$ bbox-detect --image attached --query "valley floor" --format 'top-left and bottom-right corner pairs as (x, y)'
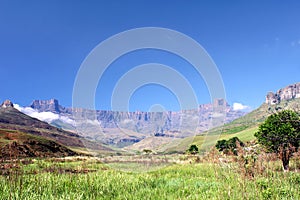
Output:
(0, 154), (299, 200)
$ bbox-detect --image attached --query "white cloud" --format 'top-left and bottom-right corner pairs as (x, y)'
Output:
(233, 103), (250, 111)
(60, 116), (75, 125)
(14, 104), (74, 125)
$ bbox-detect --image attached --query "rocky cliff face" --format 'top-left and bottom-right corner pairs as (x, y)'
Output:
(30, 98), (246, 135)
(28, 98), (247, 146)
(1, 100), (14, 108)
(30, 99), (61, 113)
(266, 83), (300, 105)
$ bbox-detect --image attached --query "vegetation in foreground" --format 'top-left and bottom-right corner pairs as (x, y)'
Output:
(0, 150), (299, 200)
(255, 110), (300, 171)
(0, 106), (299, 199)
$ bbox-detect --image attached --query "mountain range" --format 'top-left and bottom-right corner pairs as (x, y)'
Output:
(1, 82), (299, 156)
(27, 98), (247, 148)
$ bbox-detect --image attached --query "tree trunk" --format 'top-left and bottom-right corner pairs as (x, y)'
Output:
(282, 156), (289, 172)
(280, 147), (290, 172)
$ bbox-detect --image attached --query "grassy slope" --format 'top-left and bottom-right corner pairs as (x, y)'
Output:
(159, 127), (257, 153)
(0, 107), (114, 154)
(123, 136), (177, 152)
(0, 128), (57, 146)
(0, 128), (57, 145)
(0, 128), (78, 158)
(162, 98), (300, 153)
(208, 98), (300, 135)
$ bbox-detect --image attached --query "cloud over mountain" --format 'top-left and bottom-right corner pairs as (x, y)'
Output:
(14, 104), (74, 125)
(233, 102), (250, 111)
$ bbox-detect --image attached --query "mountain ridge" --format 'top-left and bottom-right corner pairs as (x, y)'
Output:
(29, 98), (247, 132)
(28, 98), (247, 147)
(1, 82), (299, 154)
(266, 82), (300, 105)
(0, 103), (113, 154)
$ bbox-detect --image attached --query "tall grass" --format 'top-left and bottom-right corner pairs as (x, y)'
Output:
(0, 155), (299, 200)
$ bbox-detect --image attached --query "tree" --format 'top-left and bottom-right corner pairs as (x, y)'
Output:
(254, 110), (300, 171)
(187, 144), (199, 155)
(142, 149), (152, 154)
(215, 139), (227, 152)
(215, 137), (244, 155)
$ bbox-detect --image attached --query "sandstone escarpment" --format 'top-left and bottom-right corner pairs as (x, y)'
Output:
(30, 99), (61, 113)
(30, 98), (245, 135)
(266, 83), (300, 105)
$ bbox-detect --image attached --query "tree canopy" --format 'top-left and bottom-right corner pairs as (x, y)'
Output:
(187, 144), (199, 155)
(255, 110), (300, 171)
(215, 137), (244, 155)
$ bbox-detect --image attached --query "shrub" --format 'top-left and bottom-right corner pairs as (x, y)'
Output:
(187, 144), (199, 155)
(215, 137), (244, 155)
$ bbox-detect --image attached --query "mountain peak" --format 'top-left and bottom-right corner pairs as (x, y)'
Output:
(1, 100), (14, 108)
(30, 99), (61, 113)
(266, 82), (300, 105)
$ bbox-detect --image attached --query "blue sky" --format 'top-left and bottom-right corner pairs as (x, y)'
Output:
(0, 1), (299, 111)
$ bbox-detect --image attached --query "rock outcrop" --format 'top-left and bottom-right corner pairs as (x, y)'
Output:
(1, 100), (14, 108)
(30, 99), (61, 113)
(30, 99), (74, 114)
(266, 83), (300, 105)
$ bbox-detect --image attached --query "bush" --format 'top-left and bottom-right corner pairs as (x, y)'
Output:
(187, 144), (199, 155)
(215, 137), (244, 155)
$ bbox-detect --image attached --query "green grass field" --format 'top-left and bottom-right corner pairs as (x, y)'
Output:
(161, 126), (258, 154)
(0, 156), (299, 200)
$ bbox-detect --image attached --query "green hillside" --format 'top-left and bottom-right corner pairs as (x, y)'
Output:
(208, 98), (300, 135)
(162, 98), (300, 153)
(0, 106), (114, 155)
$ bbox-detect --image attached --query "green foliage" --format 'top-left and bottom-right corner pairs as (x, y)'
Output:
(255, 110), (300, 152)
(215, 139), (227, 151)
(215, 137), (244, 155)
(255, 110), (300, 170)
(0, 158), (299, 199)
(143, 149), (152, 154)
(187, 144), (199, 154)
